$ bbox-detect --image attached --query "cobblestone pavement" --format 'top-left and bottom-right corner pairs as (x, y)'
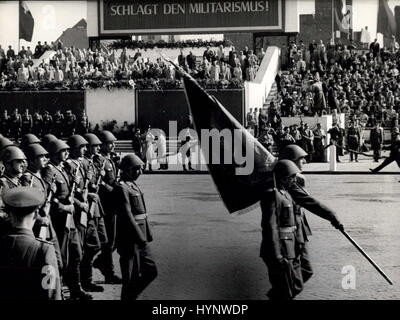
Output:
(91, 174), (400, 300)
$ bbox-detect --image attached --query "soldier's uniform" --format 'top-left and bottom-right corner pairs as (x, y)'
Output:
(64, 111), (77, 137)
(9, 109), (22, 140)
(77, 113), (89, 135)
(92, 131), (120, 282)
(42, 112), (53, 136)
(42, 139), (91, 300)
(0, 187), (61, 300)
(260, 161), (303, 300)
(52, 112), (64, 138)
(32, 112), (43, 137)
(0, 111), (10, 137)
(114, 154), (157, 300)
(21, 111), (33, 136)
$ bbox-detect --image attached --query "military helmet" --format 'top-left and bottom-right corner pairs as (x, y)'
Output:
(3, 186), (45, 213)
(0, 137), (13, 151)
(48, 139), (70, 154)
(98, 130), (117, 143)
(273, 159), (301, 178)
(24, 144), (49, 161)
(67, 135), (88, 149)
(279, 145), (308, 162)
(41, 134), (57, 151)
(1, 146), (27, 163)
(20, 133), (41, 149)
(83, 133), (102, 146)
(119, 154), (144, 171)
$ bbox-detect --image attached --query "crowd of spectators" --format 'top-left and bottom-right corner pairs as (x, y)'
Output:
(271, 37), (400, 133)
(0, 40), (263, 90)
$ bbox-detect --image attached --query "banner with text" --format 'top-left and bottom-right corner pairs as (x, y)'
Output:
(99, 0), (283, 34)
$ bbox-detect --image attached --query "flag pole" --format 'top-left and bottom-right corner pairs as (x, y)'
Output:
(332, 0), (335, 45)
(18, 0), (20, 53)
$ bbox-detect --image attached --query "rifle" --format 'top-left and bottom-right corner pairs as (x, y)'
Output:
(88, 160), (105, 218)
(65, 163), (80, 230)
(39, 173), (56, 240)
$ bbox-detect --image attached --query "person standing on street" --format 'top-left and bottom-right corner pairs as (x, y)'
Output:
(370, 122), (384, 162)
(114, 154), (157, 300)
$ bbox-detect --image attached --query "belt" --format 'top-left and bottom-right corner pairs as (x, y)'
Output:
(134, 214), (148, 221)
(279, 226), (297, 233)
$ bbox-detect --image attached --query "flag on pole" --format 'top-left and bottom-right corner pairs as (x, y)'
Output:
(334, 0), (353, 40)
(19, 1), (34, 42)
(377, 0), (397, 40)
(182, 71), (276, 214)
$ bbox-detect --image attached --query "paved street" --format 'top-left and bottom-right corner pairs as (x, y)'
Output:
(90, 172), (400, 300)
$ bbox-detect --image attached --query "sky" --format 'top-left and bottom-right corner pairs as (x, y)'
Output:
(0, 0), (400, 51)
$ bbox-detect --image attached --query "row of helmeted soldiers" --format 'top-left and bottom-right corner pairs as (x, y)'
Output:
(0, 131), (157, 300)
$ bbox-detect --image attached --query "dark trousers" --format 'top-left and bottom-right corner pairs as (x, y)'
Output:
(262, 257), (303, 300)
(299, 243), (313, 283)
(94, 212), (116, 277)
(372, 147), (382, 162)
(80, 219), (102, 285)
(349, 151), (358, 161)
(119, 244), (158, 300)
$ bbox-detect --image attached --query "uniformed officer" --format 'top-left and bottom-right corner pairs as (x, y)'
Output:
(42, 139), (92, 300)
(66, 134), (103, 292)
(0, 109), (10, 137)
(114, 154), (157, 300)
(0, 138), (15, 236)
(92, 130), (122, 284)
(32, 111), (43, 137)
(347, 120), (361, 162)
(52, 110), (64, 138)
(9, 108), (22, 141)
(0, 187), (62, 300)
(21, 109), (33, 136)
(42, 111), (53, 136)
(279, 145), (344, 285)
(20, 143), (63, 271)
(64, 110), (77, 137)
(77, 110), (89, 135)
(260, 160), (302, 300)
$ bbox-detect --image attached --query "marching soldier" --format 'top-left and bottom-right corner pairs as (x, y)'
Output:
(0, 187), (61, 300)
(42, 111), (53, 136)
(0, 146), (26, 190)
(9, 108), (22, 141)
(0, 109), (10, 137)
(32, 111), (43, 137)
(0, 146), (26, 238)
(279, 145), (344, 287)
(260, 160), (302, 300)
(82, 133), (109, 291)
(66, 135), (103, 292)
(20, 143), (63, 271)
(21, 109), (33, 136)
(115, 154), (157, 300)
(64, 110), (77, 137)
(93, 130), (122, 284)
(42, 139), (92, 300)
(52, 110), (64, 138)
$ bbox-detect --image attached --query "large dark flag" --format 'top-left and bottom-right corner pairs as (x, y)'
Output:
(181, 70), (276, 214)
(334, 0), (353, 40)
(377, 0), (397, 39)
(19, 1), (34, 42)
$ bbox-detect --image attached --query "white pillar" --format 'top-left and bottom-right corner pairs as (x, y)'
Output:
(329, 144), (337, 172)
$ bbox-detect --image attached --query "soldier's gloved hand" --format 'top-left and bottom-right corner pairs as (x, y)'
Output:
(331, 218), (344, 232)
(80, 203), (89, 213)
(60, 204), (75, 214)
(87, 193), (98, 203)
